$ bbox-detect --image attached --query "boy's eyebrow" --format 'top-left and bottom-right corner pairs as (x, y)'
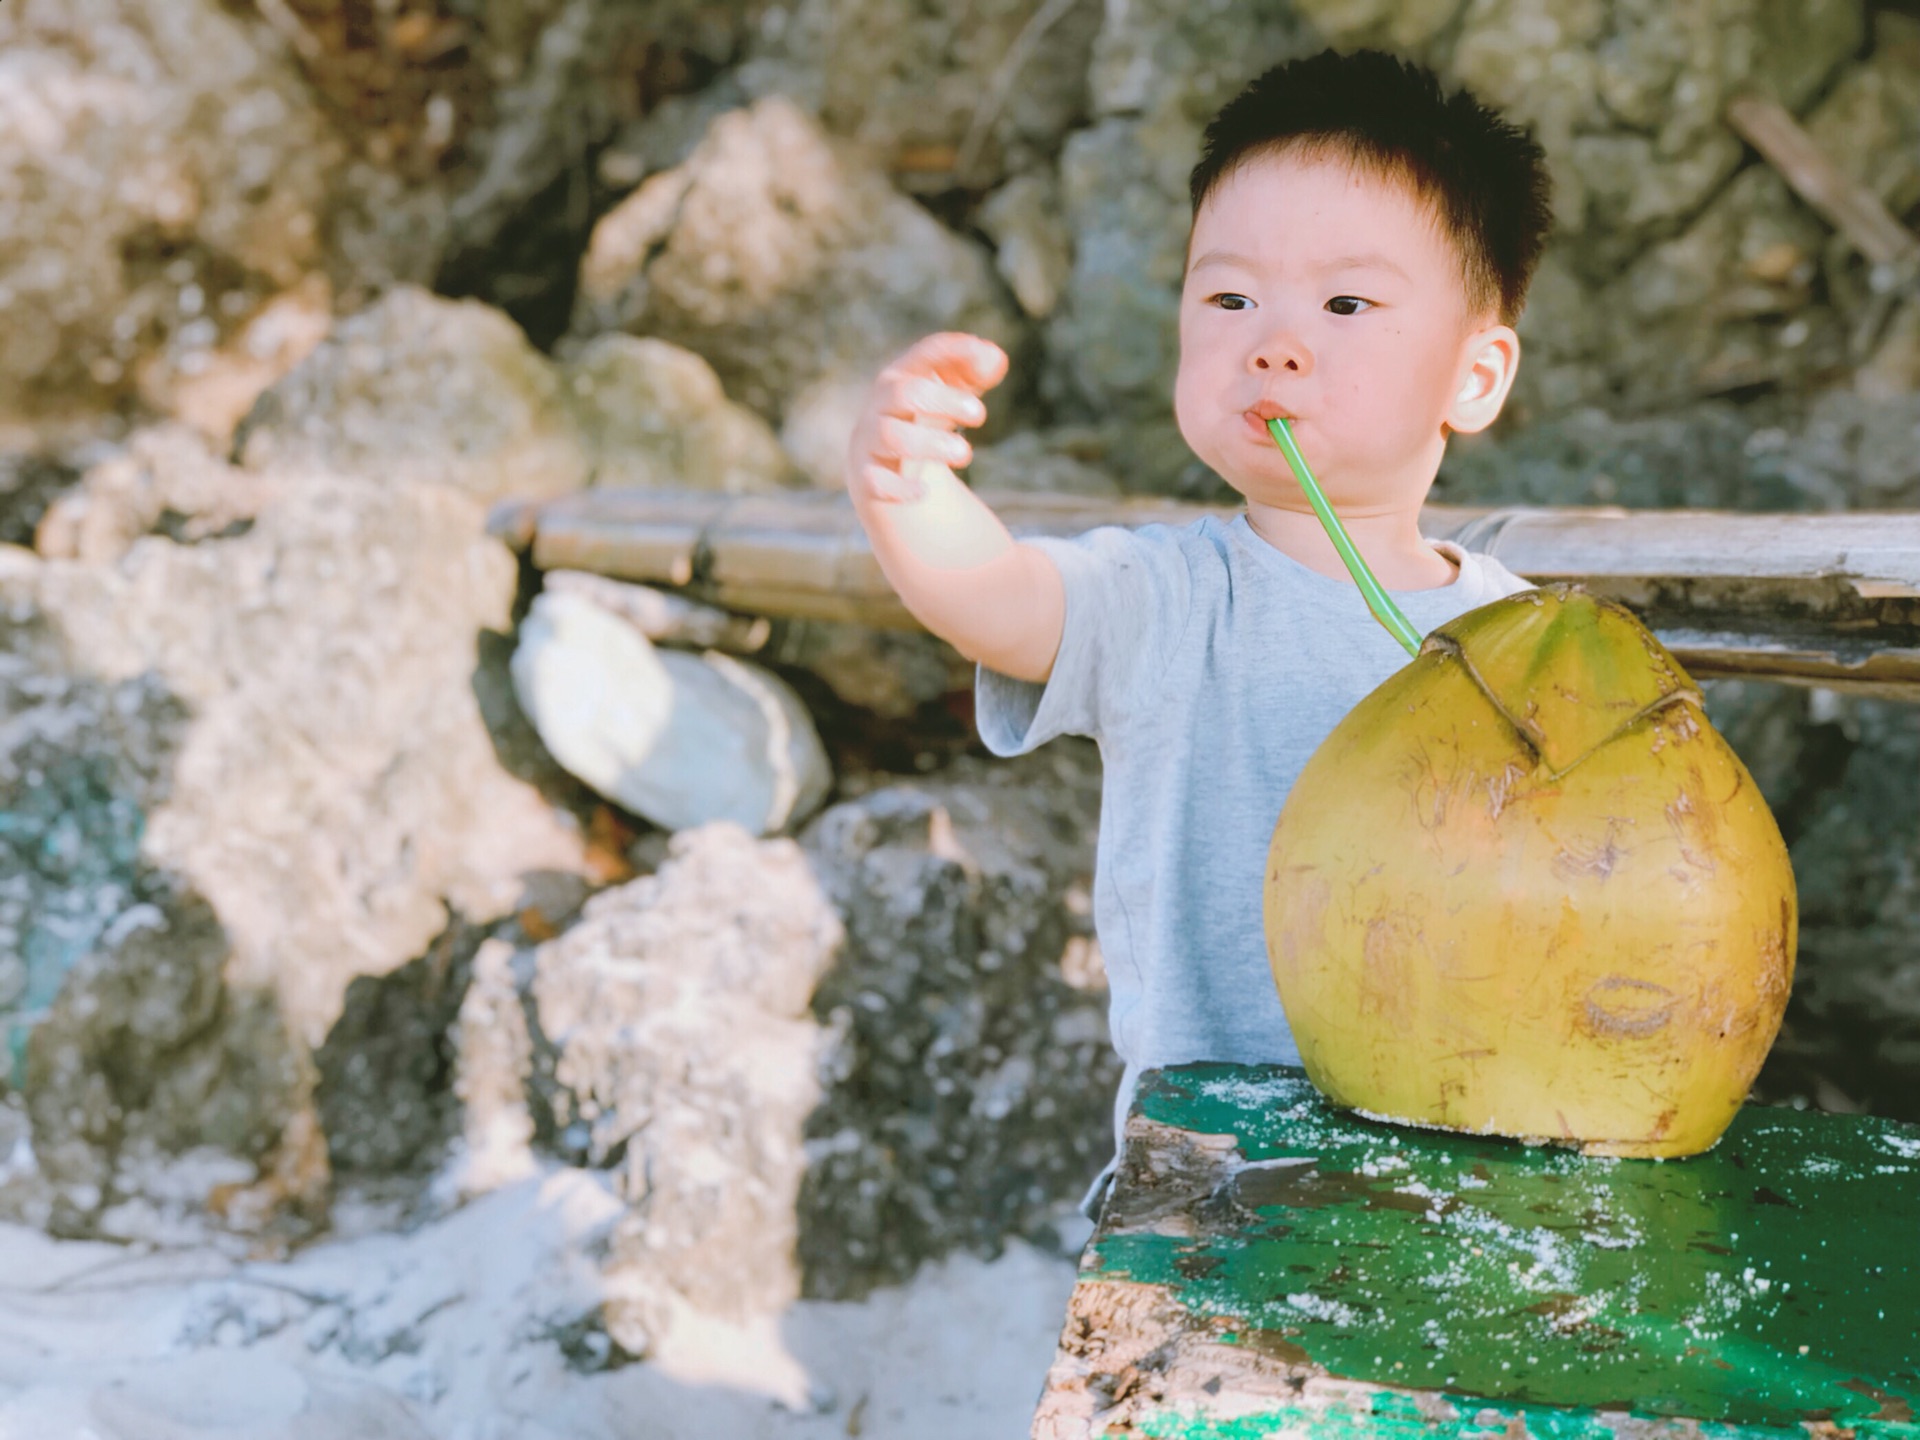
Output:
(1188, 248), (1412, 281)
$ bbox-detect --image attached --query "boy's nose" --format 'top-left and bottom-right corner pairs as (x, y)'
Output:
(1250, 325), (1310, 376)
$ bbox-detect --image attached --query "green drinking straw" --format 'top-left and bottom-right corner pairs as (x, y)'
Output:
(1266, 416), (1423, 658)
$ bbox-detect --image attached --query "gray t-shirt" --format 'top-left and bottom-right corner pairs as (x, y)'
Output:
(975, 512), (1533, 1204)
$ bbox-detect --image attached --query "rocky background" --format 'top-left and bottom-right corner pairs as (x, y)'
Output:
(0, 0), (1916, 1429)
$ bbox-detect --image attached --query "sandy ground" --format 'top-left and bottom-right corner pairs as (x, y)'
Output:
(0, 1166), (1085, 1440)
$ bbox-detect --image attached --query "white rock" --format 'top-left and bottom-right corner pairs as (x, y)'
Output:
(511, 589), (831, 835)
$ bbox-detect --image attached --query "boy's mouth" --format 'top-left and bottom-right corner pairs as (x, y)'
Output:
(1243, 401), (1298, 438)
(1246, 400), (1298, 421)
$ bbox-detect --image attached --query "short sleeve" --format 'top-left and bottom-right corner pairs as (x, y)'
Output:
(975, 523), (1193, 756)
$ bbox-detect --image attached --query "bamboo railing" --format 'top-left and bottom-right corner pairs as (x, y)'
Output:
(489, 489), (1920, 699)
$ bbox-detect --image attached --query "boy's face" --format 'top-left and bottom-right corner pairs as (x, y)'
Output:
(1174, 149), (1517, 515)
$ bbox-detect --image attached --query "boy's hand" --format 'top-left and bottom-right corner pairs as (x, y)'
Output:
(847, 332), (1008, 503)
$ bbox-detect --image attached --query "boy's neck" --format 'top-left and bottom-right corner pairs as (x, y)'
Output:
(1242, 497), (1460, 590)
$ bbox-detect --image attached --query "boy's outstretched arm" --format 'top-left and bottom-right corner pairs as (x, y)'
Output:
(845, 333), (1065, 684)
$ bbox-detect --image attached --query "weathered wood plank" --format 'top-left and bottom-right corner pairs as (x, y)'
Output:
(1724, 94), (1920, 272)
(1033, 1064), (1920, 1439)
(489, 489), (1920, 697)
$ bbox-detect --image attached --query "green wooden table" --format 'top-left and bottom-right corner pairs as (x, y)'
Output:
(1032, 1064), (1920, 1440)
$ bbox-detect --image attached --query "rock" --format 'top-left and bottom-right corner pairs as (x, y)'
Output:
(593, 77), (753, 192)
(1803, 14), (1920, 241)
(736, 0), (1103, 191)
(763, 620), (975, 721)
(571, 97), (1023, 435)
(1589, 164), (1843, 409)
(512, 743), (1114, 1327)
(439, 1), (759, 308)
(1857, 302), (1920, 403)
(1438, 391), (1920, 513)
(1287, 0), (1469, 57)
(522, 823), (847, 1340)
(1086, 0), (1323, 127)
(510, 587), (832, 835)
(965, 430), (1125, 497)
(312, 914), (486, 1177)
(0, 449), (83, 551)
(532, 572), (974, 724)
(1752, 391), (1920, 508)
(1707, 684), (1920, 1124)
(1435, 401), (1827, 511)
(980, 173), (1076, 319)
(1041, 115), (1197, 436)
(794, 746), (1115, 1297)
(1050, 0), (1335, 443)
(4, 438), (588, 1230)
(559, 335), (797, 493)
(0, 605), (187, 1105)
(542, 571), (772, 653)
(23, 886), (310, 1237)
(144, 276), (335, 449)
(35, 424), (278, 565)
(236, 287), (591, 503)
(1449, 0), (1863, 282)
(778, 374), (880, 491)
(442, 937), (540, 1201)
(0, 0), (342, 425)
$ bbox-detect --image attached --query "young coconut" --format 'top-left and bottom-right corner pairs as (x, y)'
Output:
(1260, 420), (1796, 1158)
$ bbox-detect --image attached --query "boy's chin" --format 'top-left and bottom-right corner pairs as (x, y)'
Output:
(1212, 467), (1312, 509)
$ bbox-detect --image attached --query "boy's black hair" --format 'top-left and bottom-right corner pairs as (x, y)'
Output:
(1190, 49), (1554, 326)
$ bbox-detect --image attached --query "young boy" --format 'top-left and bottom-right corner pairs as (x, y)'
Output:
(843, 49), (1555, 1211)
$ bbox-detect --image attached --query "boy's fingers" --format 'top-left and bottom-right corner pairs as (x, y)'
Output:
(875, 371), (988, 428)
(892, 377), (989, 427)
(876, 416), (972, 467)
(903, 332), (1010, 394)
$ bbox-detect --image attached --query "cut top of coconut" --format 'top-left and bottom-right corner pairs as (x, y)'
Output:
(1424, 584), (1702, 775)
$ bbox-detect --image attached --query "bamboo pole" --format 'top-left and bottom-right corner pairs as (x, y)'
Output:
(490, 488), (1920, 698)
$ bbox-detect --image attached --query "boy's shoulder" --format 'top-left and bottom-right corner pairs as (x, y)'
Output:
(1043, 512), (1531, 610)
(1045, 511), (1238, 574)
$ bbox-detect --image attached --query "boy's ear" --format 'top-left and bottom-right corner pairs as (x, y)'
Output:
(1443, 323), (1520, 436)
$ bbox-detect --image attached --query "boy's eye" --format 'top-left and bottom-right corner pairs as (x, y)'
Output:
(1210, 293), (1253, 311)
(1326, 295), (1373, 316)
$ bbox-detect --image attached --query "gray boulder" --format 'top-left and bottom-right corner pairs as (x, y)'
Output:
(236, 287), (592, 503)
(499, 742), (1114, 1337)
(4, 438), (589, 1231)
(736, 0), (1103, 192)
(521, 822), (846, 1347)
(794, 747), (1117, 1298)
(23, 886), (309, 1236)
(764, 620), (977, 722)
(559, 335), (798, 493)
(1438, 391), (1920, 513)
(980, 171), (1077, 321)
(34, 424), (278, 565)
(1450, 0), (1862, 283)
(1706, 684), (1920, 1124)
(0, 0), (341, 425)
(571, 97), (1024, 485)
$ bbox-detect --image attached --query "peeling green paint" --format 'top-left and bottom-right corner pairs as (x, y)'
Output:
(1133, 1395), (1920, 1440)
(1088, 1065), (1920, 1434)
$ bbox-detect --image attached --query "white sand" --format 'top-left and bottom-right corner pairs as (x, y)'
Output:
(0, 1166), (1083, 1440)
